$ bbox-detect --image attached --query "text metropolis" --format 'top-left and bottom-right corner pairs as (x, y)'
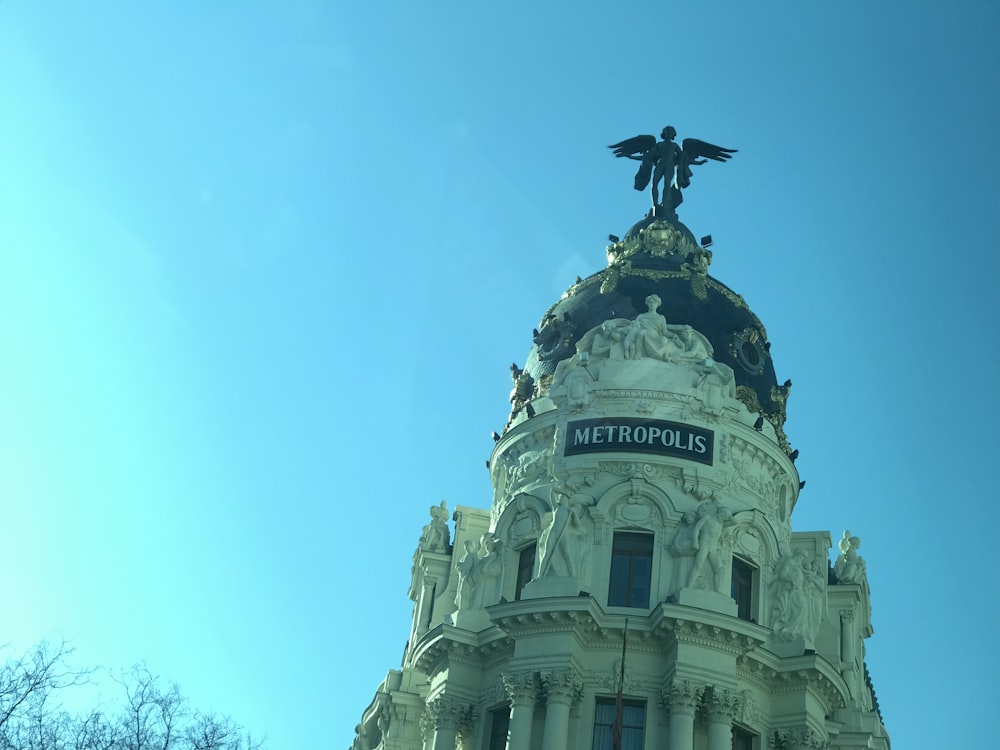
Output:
(564, 417), (714, 465)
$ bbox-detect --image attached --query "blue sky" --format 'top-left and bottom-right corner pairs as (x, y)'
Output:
(2, 2), (998, 747)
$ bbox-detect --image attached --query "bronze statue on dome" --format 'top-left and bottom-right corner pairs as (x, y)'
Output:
(609, 126), (736, 212)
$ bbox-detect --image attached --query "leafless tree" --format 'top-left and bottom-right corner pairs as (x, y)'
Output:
(0, 644), (263, 750)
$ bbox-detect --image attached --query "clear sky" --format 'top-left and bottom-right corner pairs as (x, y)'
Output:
(1, 2), (998, 747)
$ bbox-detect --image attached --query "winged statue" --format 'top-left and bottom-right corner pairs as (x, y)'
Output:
(609, 126), (736, 211)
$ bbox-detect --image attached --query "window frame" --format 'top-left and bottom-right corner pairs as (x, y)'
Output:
(730, 556), (757, 622)
(514, 542), (536, 601)
(608, 531), (655, 609)
(592, 696), (645, 750)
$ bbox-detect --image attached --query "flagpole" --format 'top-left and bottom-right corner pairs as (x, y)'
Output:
(613, 617), (628, 750)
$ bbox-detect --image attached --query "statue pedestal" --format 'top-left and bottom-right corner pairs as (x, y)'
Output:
(521, 576), (580, 600)
(676, 587), (738, 616)
(449, 609), (492, 632)
(764, 634), (813, 658)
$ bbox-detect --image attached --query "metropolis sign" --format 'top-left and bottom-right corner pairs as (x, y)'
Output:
(564, 417), (714, 465)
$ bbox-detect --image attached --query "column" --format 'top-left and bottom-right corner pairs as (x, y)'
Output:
(541, 669), (583, 750)
(421, 696), (472, 750)
(417, 576), (438, 635)
(662, 680), (702, 750)
(502, 671), (538, 750)
(703, 687), (741, 750)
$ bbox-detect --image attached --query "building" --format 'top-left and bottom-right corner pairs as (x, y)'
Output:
(351, 205), (891, 750)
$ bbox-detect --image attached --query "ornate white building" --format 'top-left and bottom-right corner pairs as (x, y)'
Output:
(351, 213), (890, 750)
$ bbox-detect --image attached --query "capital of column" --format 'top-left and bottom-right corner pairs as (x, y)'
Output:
(502, 670), (540, 706)
(839, 609), (855, 624)
(771, 727), (829, 750)
(541, 669), (584, 706)
(420, 695), (476, 737)
(702, 686), (743, 722)
(661, 679), (704, 716)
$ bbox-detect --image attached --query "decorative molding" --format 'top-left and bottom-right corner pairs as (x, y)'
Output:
(662, 679), (704, 715)
(541, 669), (584, 706)
(502, 670), (539, 705)
(771, 726), (829, 750)
(702, 686), (744, 721)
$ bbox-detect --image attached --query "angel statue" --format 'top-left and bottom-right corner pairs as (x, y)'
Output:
(609, 126), (736, 212)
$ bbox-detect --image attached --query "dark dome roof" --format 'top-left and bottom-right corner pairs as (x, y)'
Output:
(523, 213), (784, 425)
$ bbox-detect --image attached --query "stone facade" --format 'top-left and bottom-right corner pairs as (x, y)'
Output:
(350, 221), (889, 750)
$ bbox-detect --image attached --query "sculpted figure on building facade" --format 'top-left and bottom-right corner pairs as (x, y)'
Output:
(505, 448), (551, 490)
(833, 530), (867, 584)
(624, 294), (673, 360)
(468, 534), (503, 609)
(687, 501), (733, 592)
(418, 501), (450, 554)
(454, 540), (478, 611)
(771, 548), (824, 640)
(562, 365), (592, 411)
(668, 511), (698, 594)
(537, 482), (595, 581)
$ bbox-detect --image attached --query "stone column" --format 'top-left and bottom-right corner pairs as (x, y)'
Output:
(421, 696), (473, 750)
(662, 680), (702, 750)
(839, 609), (856, 666)
(502, 671), (538, 750)
(417, 576), (438, 635)
(540, 669), (584, 750)
(703, 687), (741, 750)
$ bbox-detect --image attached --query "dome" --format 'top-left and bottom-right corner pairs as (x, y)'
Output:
(515, 213), (791, 450)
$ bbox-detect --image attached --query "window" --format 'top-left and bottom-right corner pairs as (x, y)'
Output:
(593, 697), (645, 750)
(514, 543), (536, 601)
(609, 533), (654, 608)
(732, 725), (755, 750)
(731, 557), (756, 622)
(487, 706), (510, 750)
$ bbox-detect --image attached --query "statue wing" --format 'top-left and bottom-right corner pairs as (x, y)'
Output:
(608, 134), (657, 159)
(609, 135), (658, 191)
(678, 138), (737, 188)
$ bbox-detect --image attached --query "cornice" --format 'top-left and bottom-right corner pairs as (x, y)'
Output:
(412, 624), (514, 676)
(737, 652), (848, 711)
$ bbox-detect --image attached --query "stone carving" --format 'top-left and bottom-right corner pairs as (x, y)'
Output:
(833, 531), (867, 584)
(420, 696), (476, 741)
(562, 365), (592, 412)
(469, 534), (503, 609)
(541, 669), (584, 705)
(662, 679), (704, 714)
(502, 670), (539, 705)
(668, 511), (699, 595)
(537, 481), (595, 581)
(569, 297), (736, 405)
(687, 501), (733, 592)
(772, 726), (829, 750)
(702, 687), (743, 721)
(453, 540), (478, 611)
(454, 534), (504, 611)
(504, 448), (551, 490)
(771, 549), (825, 641)
(417, 502), (450, 554)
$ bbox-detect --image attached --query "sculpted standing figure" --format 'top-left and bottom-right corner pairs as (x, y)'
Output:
(538, 485), (594, 580)
(454, 540), (478, 611)
(687, 501), (732, 591)
(771, 549), (807, 636)
(668, 511), (699, 595)
(468, 535), (503, 609)
(610, 126), (736, 211)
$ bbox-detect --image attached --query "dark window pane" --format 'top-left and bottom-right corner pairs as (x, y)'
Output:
(488, 707), (510, 750)
(593, 698), (645, 750)
(515, 543), (536, 601)
(731, 558), (754, 621)
(609, 533), (654, 608)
